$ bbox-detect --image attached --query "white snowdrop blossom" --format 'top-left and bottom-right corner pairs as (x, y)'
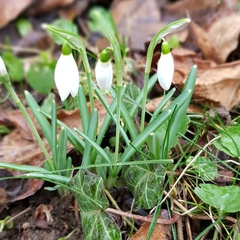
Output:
(157, 50), (174, 91)
(95, 59), (113, 90)
(0, 56), (8, 77)
(54, 53), (79, 101)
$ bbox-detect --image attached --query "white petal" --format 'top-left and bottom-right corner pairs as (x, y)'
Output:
(0, 56), (8, 77)
(157, 52), (174, 91)
(95, 60), (113, 90)
(54, 53), (79, 101)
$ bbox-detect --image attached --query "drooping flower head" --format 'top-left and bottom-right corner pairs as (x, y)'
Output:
(0, 56), (8, 78)
(95, 48), (113, 90)
(54, 42), (79, 101)
(157, 40), (174, 91)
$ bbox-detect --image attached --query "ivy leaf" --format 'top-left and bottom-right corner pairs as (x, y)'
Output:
(81, 211), (121, 240)
(69, 169), (121, 240)
(122, 163), (165, 210)
(194, 184), (240, 214)
(214, 126), (240, 157)
(186, 156), (218, 181)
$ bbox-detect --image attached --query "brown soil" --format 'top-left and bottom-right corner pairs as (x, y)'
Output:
(0, 186), (84, 240)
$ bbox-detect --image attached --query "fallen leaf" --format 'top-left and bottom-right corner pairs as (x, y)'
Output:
(111, 0), (165, 50)
(208, 14), (240, 63)
(26, 0), (75, 15)
(130, 210), (171, 240)
(34, 204), (53, 222)
(172, 48), (240, 109)
(188, 21), (215, 61)
(0, 0), (34, 28)
(193, 61), (240, 109)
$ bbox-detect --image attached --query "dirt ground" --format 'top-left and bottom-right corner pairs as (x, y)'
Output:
(0, 186), (84, 240)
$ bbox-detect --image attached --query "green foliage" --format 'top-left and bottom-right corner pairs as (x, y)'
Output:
(1, 11), (195, 240)
(194, 184), (240, 215)
(122, 82), (140, 111)
(50, 19), (78, 45)
(147, 114), (189, 159)
(122, 163), (165, 209)
(26, 62), (55, 94)
(214, 125), (240, 157)
(0, 125), (11, 134)
(2, 51), (24, 82)
(0, 216), (14, 232)
(187, 156), (218, 181)
(69, 170), (121, 240)
(16, 18), (32, 37)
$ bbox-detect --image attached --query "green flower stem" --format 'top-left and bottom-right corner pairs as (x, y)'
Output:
(140, 71), (150, 131)
(79, 48), (94, 112)
(109, 38), (123, 174)
(2, 75), (53, 170)
(140, 18), (191, 132)
(90, 10), (123, 186)
(42, 25), (95, 112)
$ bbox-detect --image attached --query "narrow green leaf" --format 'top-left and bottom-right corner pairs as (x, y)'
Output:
(78, 86), (90, 134)
(75, 128), (111, 164)
(51, 101), (57, 165)
(57, 127), (67, 171)
(82, 109), (98, 166)
(25, 91), (51, 144)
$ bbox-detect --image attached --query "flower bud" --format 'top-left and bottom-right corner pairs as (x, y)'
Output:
(0, 56), (8, 77)
(54, 43), (79, 101)
(95, 49), (113, 90)
(157, 41), (174, 91)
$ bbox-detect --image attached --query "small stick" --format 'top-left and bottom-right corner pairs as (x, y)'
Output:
(5, 206), (32, 225)
(106, 208), (179, 224)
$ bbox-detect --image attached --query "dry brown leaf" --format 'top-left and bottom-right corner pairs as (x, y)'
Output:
(111, 0), (165, 50)
(194, 61), (240, 109)
(34, 204), (53, 222)
(208, 14), (240, 63)
(26, 0), (75, 15)
(189, 21), (216, 61)
(163, 0), (237, 28)
(174, 58), (240, 109)
(0, 0), (34, 28)
(130, 221), (170, 240)
(58, 0), (89, 20)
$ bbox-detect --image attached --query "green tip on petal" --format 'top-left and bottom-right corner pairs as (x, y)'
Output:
(161, 41), (170, 55)
(99, 48), (111, 63)
(62, 42), (72, 56)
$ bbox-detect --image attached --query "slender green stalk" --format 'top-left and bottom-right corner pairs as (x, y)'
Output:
(42, 24), (95, 111)
(140, 18), (191, 132)
(2, 75), (53, 169)
(80, 48), (94, 111)
(89, 9), (123, 187)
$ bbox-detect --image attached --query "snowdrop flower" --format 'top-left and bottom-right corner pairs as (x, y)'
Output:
(0, 56), (8, 77)
(54, 43), (79, 101)
(95, 49), (113, 90)
(157, 41), (174, 91)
